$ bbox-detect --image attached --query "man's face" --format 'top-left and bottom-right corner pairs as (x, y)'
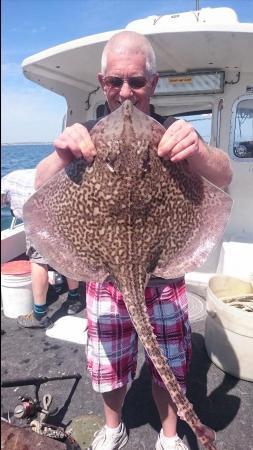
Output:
(98, 52), (158, 114)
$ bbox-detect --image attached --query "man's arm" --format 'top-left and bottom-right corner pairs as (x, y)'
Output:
(35, 150), (73, 189)
(186, 139), (232, 188)
(35, 123), (96, 189)
(158, 119), (233, 188)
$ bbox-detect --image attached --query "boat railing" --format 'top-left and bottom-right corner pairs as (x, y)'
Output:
(10, 217), (20, 230)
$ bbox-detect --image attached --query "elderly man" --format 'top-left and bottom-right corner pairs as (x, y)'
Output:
(35, 31), (232, 450)
(1, 169), (82, 328)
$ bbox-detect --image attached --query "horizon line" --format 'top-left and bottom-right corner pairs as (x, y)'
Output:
(2, 141), (53, 146)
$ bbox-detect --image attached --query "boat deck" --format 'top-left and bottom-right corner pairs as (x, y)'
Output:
(1, 283), (253, 450)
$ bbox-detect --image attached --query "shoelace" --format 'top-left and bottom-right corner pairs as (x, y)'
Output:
(175, 439), (187, 450)
(23, 312), (34, 319)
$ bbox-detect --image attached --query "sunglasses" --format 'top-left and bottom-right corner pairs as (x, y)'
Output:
(103, 76), (149, 90)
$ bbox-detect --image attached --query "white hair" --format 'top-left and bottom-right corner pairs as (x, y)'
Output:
(101, 31), (157, 75)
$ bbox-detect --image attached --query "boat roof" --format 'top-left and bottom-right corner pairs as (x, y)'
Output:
(22, 7), (253, 99)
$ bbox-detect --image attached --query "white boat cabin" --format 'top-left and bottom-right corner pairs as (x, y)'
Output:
(2, 7), (253, 290)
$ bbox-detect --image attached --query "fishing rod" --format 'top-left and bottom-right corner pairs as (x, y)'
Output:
(1, 373), (81, 388)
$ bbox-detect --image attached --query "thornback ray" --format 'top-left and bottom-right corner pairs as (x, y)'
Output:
(23, 100), (232, 450)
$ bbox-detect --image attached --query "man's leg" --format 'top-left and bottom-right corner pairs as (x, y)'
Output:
(17, 262), (51, 329)
(64, 277), (83, 315)
(86, 282), (134, 449)
(88, 386), (128, 450)
(102, 385), (128, 428)
(153, 382), (189, 449)
(66, 278), (79, 290)
(152, 381), (177, 436)
(31, 262), (48, 306)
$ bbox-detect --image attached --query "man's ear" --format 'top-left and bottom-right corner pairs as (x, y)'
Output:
(150, 73), (159, 94)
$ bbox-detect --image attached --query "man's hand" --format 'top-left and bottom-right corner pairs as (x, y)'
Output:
(53, 123), (97, 162)
(157, 118), (233, 188)
(158, 119), (200, 162)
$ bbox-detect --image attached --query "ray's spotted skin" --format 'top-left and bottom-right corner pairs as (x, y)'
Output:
(23, 100), (232, 450)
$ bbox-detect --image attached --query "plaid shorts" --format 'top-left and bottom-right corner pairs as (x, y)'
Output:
(86, 279), (192, 393)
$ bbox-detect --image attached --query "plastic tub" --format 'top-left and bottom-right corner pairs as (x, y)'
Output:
(1, 260), (33, 318)
(205, 275), (253, 381)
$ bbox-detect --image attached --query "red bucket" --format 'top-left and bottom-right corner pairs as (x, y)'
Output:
(1, 260), (31, 276)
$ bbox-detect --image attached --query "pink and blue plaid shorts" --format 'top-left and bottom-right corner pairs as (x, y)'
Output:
(86, 279), (192, 393)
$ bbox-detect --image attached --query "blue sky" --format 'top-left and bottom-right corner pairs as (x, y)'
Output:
(2, 0), (253, 143)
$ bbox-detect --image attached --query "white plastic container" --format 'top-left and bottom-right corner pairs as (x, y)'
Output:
(205, 275), (253, 381)
(1, 260), (33, 319)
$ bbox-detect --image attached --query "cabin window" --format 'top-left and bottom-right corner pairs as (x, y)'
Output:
(230, 96), (253, 160)
(174, 110), (212, 144)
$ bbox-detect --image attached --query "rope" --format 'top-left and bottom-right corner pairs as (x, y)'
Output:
(220, 294), (253, 312)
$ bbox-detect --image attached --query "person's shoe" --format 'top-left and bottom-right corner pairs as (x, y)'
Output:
(64, 295), (83, 315)
(155, 433), (189, 450)
(88, 423), (128, 450)
(17, 312), (53, 329)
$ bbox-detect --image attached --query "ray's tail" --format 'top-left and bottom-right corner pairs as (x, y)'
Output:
(119, 275), (217, 450)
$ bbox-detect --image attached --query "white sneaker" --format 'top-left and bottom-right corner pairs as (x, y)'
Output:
(88, 422), (128, 450)
(155, 432), (189, 450)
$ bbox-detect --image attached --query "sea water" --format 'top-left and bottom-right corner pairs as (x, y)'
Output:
(1, 143), (53, 230)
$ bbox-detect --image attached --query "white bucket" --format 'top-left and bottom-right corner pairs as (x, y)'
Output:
(205, 275), (253, 381)
(1, 272), (34, 318)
